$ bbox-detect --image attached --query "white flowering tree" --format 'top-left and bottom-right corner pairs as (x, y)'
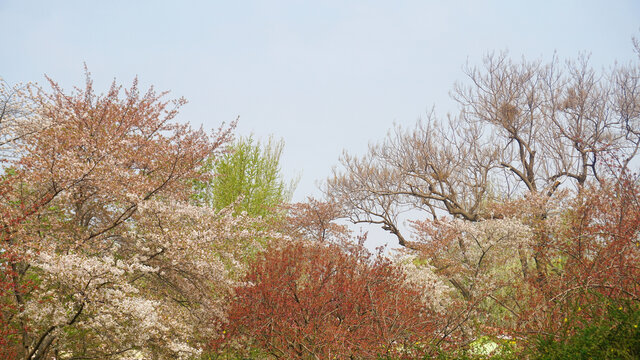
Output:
(0, 74), (260, 359)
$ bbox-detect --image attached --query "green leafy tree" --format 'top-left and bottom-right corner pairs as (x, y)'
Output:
(195, 136), (295, 219)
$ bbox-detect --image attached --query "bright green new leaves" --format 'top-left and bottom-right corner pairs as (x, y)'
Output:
(194, 136), (295, 219)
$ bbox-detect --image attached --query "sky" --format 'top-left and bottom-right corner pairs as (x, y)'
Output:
(1, 0), (639, 247)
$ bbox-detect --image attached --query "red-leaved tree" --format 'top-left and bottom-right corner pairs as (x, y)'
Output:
(518, 172), (640, 337)
(215, 240), (438, 359)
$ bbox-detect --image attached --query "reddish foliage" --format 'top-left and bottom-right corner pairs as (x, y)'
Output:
(407, 171), (640, 346)
(521, 176), (640, 336)
(216, 241), (437, 359)
(0, 250), (25, 359)
(284, 197), (351, 245)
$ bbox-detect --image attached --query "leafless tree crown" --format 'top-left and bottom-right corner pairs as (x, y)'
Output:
(327, 45), (640, 247)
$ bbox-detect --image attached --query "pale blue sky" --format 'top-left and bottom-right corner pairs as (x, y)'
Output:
(1, 0), (639, 207)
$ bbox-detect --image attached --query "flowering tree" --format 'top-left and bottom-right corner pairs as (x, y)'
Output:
(0, 73), (258, 359)
(404, 173), (640, 351)
(406, 201), (549, 348)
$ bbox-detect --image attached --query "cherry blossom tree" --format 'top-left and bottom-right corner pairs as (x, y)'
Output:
(0, 72), (260, 359)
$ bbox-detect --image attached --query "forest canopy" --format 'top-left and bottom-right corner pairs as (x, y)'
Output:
(1, 38), (640, 359)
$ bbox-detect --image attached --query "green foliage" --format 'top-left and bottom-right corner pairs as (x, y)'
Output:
(194, 136), (295, 218)
(532, 298), (640, 360)
(427, 336), (521, 360)
(199, 346), (270, 360)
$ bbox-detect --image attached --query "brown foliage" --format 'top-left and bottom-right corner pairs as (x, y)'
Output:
(215, 241), (438, 359)
(519, 175), (640, 336)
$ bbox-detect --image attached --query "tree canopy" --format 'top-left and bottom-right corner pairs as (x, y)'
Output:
(1, 38), (639, 360)
(194, 136), (295, 219)
(0, 74), (265, 359)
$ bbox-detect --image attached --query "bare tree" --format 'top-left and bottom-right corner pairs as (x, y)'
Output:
(327, 44), (640, 248)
